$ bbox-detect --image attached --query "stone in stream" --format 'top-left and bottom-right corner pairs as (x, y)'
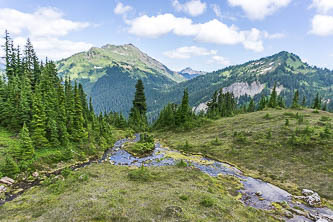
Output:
(316, 219), (328, 222)
(0, 177), (15, 185)
(302, 189), (315, 196)
(0, 185), (6, 193)
(304, 192), (321, 207)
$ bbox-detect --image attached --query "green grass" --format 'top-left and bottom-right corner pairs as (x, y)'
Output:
(0, 127), (20, 165)
(154, 108), (333, 202)
(0, 163), (277, 221)
(0, 127), (128, 176)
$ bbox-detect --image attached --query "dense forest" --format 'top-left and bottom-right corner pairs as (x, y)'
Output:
(0, 32), (123, 178)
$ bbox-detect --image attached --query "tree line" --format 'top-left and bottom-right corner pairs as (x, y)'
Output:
(0, 32), (122, 177)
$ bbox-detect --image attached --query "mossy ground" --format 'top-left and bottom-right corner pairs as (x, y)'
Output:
(154, 108), (333, 203)
(0, 163), (277, 222)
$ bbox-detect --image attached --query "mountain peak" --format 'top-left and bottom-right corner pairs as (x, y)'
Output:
(179, 67), (207, 75)
(179, 67), (207, 80)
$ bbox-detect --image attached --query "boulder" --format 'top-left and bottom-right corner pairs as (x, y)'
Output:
(302, 189), (315, 196)
(164, 206), (182, 217)
(255, 191), (263, 196)
(304, 192), (321, 206)
(0, 185), (6, 193)
(0, 177), (15, 185)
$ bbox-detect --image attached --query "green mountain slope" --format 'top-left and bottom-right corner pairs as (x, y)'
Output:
(56, 44), (185, 96)
(149, 51), (333, 116)
(58, 49), (333, 118)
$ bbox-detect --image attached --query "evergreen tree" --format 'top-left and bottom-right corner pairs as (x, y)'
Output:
(302, 96), (306, 107)
(292, 90), (300, 108)
(30, 91), (49, 149)
(2, 155), (19, 178)
(258, 95), (267, 110)
(269, 83), (278, 108)
(72, 81), (88, 142)
(277, 96), (286, 108)
(19, 123), (35, 161)
(247, 98), (255, 112)
(312, 93), (321, 110)
(129, 79), (148, 131)
(176, 88), (192, 125)
(322, 102), (327, 111)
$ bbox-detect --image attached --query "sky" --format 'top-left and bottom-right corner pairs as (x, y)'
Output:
(0, 0), (333, 72)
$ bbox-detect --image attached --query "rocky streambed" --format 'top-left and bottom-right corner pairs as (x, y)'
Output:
(109, 135), (333, 222)
(1, 135), (332, 222)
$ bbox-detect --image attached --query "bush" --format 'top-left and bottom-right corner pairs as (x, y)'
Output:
(233, 131), (248, 144)
(320, 116), (331, 122)
(296, 113), (304, 124)
(211, 137), (222, 146)
(264, 113), (271, 120)
(285, 119), (289, 126)
(266, 130), (272, 139)
(130, 142), (155, 156)
(176, 159), (188, 168)
(179, 194), (189, 201)
(139, 133), (154, 144)
(320, 125), (331, 139)
(61, 167), (72, 178)
(128, 165), (153, 182)
(200, 196), (215, 207)
(2, 155), (20, 178)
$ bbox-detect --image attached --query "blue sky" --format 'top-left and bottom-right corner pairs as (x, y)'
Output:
(0, 0), (333, 72)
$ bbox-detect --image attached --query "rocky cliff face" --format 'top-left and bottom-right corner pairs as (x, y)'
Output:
(193, 81), (267, 113)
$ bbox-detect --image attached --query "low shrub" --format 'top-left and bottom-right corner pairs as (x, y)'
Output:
(200, 196), (215, 207)
(128, 166), (153, 182)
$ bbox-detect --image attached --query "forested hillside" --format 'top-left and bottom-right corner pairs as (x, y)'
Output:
(149, 51), (333, 117)
(57, 48), (333, 119)
(0, 32), (122, 178)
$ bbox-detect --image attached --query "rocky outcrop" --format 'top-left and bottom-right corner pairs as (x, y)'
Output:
(193, 81), (266, 114)
(223, 81), (265, 98)
(298, 189), (321, 207)
(0, 177), (15, 185)
(0, 185), (6, 193)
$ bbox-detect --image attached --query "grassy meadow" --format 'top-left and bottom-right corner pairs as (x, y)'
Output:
(154, 108), (333, 202)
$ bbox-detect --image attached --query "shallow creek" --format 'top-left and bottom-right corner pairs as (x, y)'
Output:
(109, 135), (333, 222)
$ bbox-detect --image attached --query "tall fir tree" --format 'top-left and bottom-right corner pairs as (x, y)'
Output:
(30, 90), (49, 149)
(312, 93), (321, 110)
(72, 81), (87, 142)
(292, 90), (300, 108)
(176, 88), (191, 125)
(129, 79), (148, 131)
(247, 98), (255, 112)
(269, 83), (277, 108)
(19, 123), (35, 161)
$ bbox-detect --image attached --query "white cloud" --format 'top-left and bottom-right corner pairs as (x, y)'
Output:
(0, 7), (93, 60)
(164, 46), (217, 59)
(211, 4), (222, 18)
(0, 8), (90, 37)
(228, 0), (291, 20)
(209, 55), (231, 66)
(128, 13), (198, 38)
(310, 0), (333, 13)
(172, 0), (207, 17)
(114, 2), (133, 15)
(13, 36), (93, 60)
(263, 31), (285, 39)
(128, 14), (274, 52)
(310, 14), (333, 36)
